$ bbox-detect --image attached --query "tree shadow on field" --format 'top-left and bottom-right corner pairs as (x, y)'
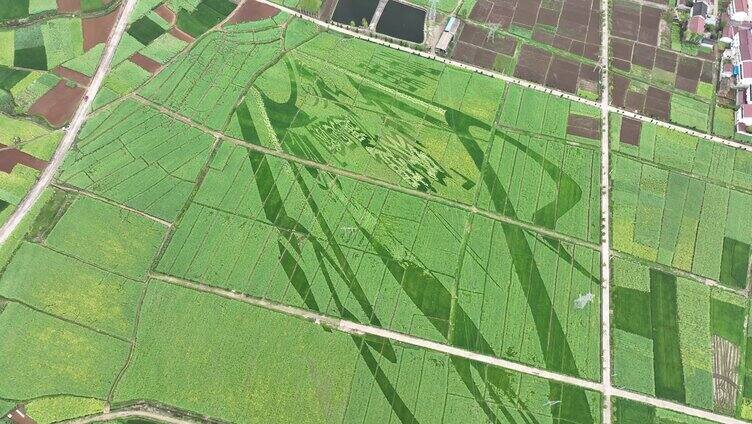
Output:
(240, 55), (599, 423)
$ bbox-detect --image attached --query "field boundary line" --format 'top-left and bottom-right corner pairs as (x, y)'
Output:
(0, 0), (139, 246)
(130, 93), (601, 250)
(223, 136), (601, 249)
(52, 182), (172, 227)
(609, 106), (752, 152)
(148, 272), (603, 390)
(600, 0), (612, 422)
(0, 295), (131, 343)
(254, 0), (752, 154)
(612, 250), (748, 297)
(148, 271), (748, 424)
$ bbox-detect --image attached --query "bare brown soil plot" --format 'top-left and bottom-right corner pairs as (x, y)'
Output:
(619, 117), (642, 146)
(57, 0), (81, 13)
(566, 115), (600, 139)
(644, 86), (671, 120)
(226, 0), (278, 24)
(27, 81), (84, 127)
(169, 27), (194, 43)
(546, 56), (579, 93)
(654, 49), (677, 72)
(129, 53), (161, 73)
(0, 145), (48, 173)
(52, 66), (90, 86)
(513, 44), (551, 86)
(82, 6), (120, 51)
(154, 4), (176, 25)
(467, 0), (600, 60)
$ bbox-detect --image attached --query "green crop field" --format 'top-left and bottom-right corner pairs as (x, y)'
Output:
(611, 117), (752, 289)
(114, 281), (603, 423)
(612, 256), (748, 415)
(1, 2), (751, 424)
(59, 99), (216, 221)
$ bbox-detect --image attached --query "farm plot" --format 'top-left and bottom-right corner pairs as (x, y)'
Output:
(155, 141), (602, 381)
(0, 11), (117, 128)
(0, 114), (60, 228)
(610, 117), (752, 289)
(0, 0), (114, 24)
(0, 240), (144, 339)
(44, 195), (167, 280)
(612, 397), (717, 424)
(0, 302), (130, 400)
(609, 0), (716, 131)
(58, 98), (215, 221)
(113, 280), (603, 423)
(137, 17), (289, 129)
(611, 257), (748, 419)
(452, 0), (601, 98)
(228, 29), (601, 242)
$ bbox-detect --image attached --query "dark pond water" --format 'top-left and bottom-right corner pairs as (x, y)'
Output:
(376, 1), (425, 43)
(332, 0), (379, 26)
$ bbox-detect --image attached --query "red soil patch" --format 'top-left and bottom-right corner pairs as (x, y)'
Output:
(0, 145), (48, 173)
(28, 81), (85, 128)
(82, 6), (120, 51)
(154, 4), (176, 25)
(56, 0), (81, 13)
(225, 0), (278, 25)
(52, 66), (90, 86)
(169, 27), (194, 43)
(129, 53), (161, 73)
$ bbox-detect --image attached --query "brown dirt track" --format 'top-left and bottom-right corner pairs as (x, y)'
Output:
(82, 6), (120, 51)
(52, 66), (91, 86)
(27, 81), (84, 128)
(226, 0), (279, 24)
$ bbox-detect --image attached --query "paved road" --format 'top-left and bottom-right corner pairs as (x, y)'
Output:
(599, 1), (613, 422)
(151, 272), (748, 424)
(0, 0), (138, 246)
(255, 0), (752, 153)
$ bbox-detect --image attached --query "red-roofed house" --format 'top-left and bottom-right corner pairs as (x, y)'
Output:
(730, 0), (751, 23)
(688, 15), (706, 35)
(722, 21), (737, 43)
(736, 103), (752, 127)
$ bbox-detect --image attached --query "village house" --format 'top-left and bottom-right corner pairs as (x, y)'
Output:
(719, 0), (752, 133)
(729, 0), (752, 24)
(678, 0), (716, 46)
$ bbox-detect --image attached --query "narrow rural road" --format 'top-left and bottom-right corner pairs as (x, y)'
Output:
(254, 0), (752, 154)
(65, 409), (195, 424)
(151, 272), (748, 424)
(599, 1), (613, 422)
(0, 0), (138, 246)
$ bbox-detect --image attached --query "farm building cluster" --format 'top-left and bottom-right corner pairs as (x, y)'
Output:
(720, 0), (752, 133)
(679, 0), (717, 46)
